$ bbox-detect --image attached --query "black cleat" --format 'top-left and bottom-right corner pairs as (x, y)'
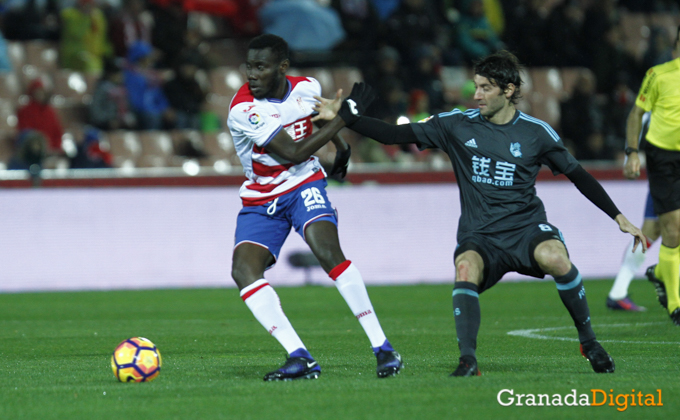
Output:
(646, 265), (668, 309)
(263, 356), (321, 381)
(580, 340), (615, 373)
(376, 350), (403, 378)
(670, 308), (680, 326)
(450, 355), (481, 377)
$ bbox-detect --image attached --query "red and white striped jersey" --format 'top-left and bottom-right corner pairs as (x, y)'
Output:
(227, 76), (327, 206)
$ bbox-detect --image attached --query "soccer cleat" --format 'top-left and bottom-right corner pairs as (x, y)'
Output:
(670, 308), (680, 326)
(606, 296), (646, 312)
(376, 350), (403, 378)
(449, 355), (481, 377)
(263, 356), (321, 381)
(646, 264), (668, 309)
(580, 340), (615, 373)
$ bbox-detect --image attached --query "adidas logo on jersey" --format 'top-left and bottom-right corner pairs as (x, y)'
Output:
(465, 138), (478, 148)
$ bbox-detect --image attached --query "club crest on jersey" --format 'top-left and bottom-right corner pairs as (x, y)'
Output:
(510, 142), (522, 158)
(248, 113), (262, 125)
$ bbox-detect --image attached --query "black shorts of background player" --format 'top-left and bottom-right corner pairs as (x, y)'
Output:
(313, 50), (647, 376)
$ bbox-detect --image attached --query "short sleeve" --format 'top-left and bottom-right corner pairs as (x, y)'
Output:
(227, 102), (283, 147)
(635, 67), (658, 112)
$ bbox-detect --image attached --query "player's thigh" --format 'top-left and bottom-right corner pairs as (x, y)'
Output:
(234, 205), (291, 276)
(533, 239), (570, 276)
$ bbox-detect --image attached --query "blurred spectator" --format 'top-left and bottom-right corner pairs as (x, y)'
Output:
(2, 0), (60, 41)
(642, 26), (674, 70)
(17, 78), (64, 152)
(149, 0), (187, 68)
(407, 89), (430, 122)
(89, 59), (137, 130)
(592, 25), (641, 97)
(582, 0), (619, 67)
(369, 0), (401, 20)
(7, 130), (47, 170)
(457, 0), (504, 64)
(406, 45), (445, 113)
(372, 77), (408, 123)
(69, 128), (113, 168)
(0, 22), (12, 72)
(259, 0), (346, 52)
(331, 0), (381, 63)
(124, 41), (174, 130)
(163, 51), (207, 130)
(108, 0), (153, 60)
(545, 0), (587, 67)
(503, 0), (547, 66)
(383, 0), (444, 64)
(177, 27), (212, 70)
(604, 72), (635, 151)
(559, 70), (614, 161)
(60, 0), (112, 74)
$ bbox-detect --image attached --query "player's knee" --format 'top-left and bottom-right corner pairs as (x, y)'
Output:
(535, 249), (570, 276)
(455, 260), (480, 283)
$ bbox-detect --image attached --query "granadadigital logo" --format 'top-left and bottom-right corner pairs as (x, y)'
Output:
(497, 388), (663, 412)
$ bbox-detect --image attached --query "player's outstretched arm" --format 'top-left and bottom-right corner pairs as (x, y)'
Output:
(614, 214), (648, 253)
(265, 115), (347, 164)
(565, 165), (647, 253)
(313, 82), (419, 145)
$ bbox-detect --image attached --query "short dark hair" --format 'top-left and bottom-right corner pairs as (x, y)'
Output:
(248, 34), (289, 64)
(473, 50), (523, 104)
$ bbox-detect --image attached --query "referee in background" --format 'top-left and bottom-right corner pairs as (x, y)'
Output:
(625, 25), (680, 326)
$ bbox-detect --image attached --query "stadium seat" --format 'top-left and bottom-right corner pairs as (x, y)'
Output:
(6, 42), (25, 73)
(209, 66), (244, 99)
(202, 130), (240, 168)
(0, 72), (22, 102)
(528, 68), (563, 128)
(302, 68), (335, 97)
(0, 100), (18, 131)
(138, 131), (177, 168)
(23, 41), (59, 73)
(51, 70), (91, 105)
(107, 130), (141, 168)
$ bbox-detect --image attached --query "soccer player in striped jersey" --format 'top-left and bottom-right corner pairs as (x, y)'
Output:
(313, 50), (647, 376)
(624, 25), (680, 326)
(227, 34), (402, 381)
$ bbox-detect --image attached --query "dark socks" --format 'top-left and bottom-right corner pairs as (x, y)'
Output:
(452, 282), (481, 359)
(554, 265), (596, 343)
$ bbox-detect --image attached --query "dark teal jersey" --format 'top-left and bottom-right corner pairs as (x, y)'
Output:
(411, 108), (579, 238)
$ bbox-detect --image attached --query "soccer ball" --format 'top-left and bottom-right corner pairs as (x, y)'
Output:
(111, 337), (162, 382)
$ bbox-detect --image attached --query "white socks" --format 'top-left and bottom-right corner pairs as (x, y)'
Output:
(240, 279), (305, 354)
(330, 261), (387, 348)
(609, 240), (648, 300)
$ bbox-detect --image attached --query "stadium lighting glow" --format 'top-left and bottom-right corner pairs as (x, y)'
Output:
(396, 116), (410, 125)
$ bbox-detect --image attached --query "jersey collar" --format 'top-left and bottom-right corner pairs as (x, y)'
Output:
(266, 79), (292, 104)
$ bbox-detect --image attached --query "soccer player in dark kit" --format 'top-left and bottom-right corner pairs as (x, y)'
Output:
(313, 50), (647, 376)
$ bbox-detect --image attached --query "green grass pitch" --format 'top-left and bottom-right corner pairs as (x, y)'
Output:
(0, 279), (677, 420)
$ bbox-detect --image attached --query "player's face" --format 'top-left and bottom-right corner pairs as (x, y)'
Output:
(246, 48), (288, 100)
(473, 74), (511, 119)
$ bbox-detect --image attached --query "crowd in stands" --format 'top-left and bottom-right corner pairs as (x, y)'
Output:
(0, 0), (678, 174)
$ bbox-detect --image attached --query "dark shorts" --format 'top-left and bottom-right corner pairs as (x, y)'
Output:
(454, 222), (566, 293)
(645, 141), (680, 215)
(234, 179), (337, 268)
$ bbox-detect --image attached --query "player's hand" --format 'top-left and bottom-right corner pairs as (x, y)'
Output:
(312, 89), (343, 122)
(336, 82), (376, 126)
(615, 214), (647, 253)
(623, 153), (641, 179)
(330, 144), (351, 179)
